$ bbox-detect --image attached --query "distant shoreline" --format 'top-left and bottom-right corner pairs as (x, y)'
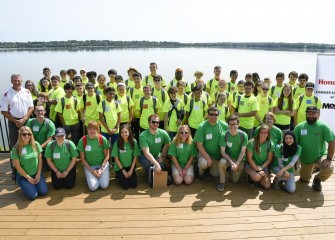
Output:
(0, 41), (334, 53)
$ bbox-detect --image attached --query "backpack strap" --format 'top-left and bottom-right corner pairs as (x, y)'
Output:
(228, 82), (231, 92)
(97, 134), (103, 146)
(83, 135), (87, 149)
(293, 86), (297, 96)
(268, 96), (273, 106)
(130, 88), (134, 99)
(51, 139), (70, 154)
(209, 79), (213, 89)
(167, 99), (180, 125)
(145, 76), (149, 85)
(271, 86), (276, 97)
(83, 94), (87, 109)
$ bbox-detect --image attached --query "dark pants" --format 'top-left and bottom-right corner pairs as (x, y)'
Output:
(115, 166), (137, 189)
(131, 118), (140, 142)
(190, 127), (197, 138)
(64, 123), (80, 146)
(50, 165), (76, 189)
(8, 120), (19, 169)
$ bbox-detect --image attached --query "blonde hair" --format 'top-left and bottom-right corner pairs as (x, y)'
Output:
(15, 126), (37, 156)
(172, 125), (193, 146)
(87, 121), (100, 132)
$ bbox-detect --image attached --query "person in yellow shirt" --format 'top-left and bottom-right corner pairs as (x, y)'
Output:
(189, 79), (212, 106)
(232, 81), (259, 139)
(135, 85), (160, 131)
(191, 70), (204, 92)
(288, 71), (298, 88)
(59, 70), (70, 88)
(98, 87), (122, 147)
(245, 73), (252, 82)
(67, 69), (77, 82)
(206, 66), (221, 97)
(49, 75), (65, 127)
(80, 68), (89, 85)
(254, 83), (273, 129)
(125, 67), (138, 89)
(212, 79), (233, 110)
(95, 74), (107, 98)
(37, 67), (51, 92)
(107, 69), (118, 89)
(294, 82), (322, 126)
(227, 70), (238, 94)
(115, 82), (134, 126)
(128, 72), (144, 141)
(143, 62), (166, 88)
(72, 76), (85, 97)
(270, 72), (285, 100)
(151, 75), (168, 128)
(293, 73), (308, 99)
(176, 80), (190, 106)
(263, 77), (272, 87)
(214, 92), (230, 122)
(167, 68), (191, 94)
(231, 80), (245, 112)
(55, 83), (81, 145)
(86, 71), (98, 87)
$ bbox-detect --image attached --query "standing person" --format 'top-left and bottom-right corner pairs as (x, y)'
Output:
(254, 83), (273, 129)
(213, 92), (230, 123)
(139, 114), (171, 185)
(25, 80), (38, 100)
(112, 124), (139, 189)
(37, 68), (52, 92)
(49, 75), (65, 128)
(95, 74), (107, 98)
(1, 74), (34, 179)
(288, 71), (298, 88)
(72, 76), (84, 97)
(107, 69), (118, 89)
(77, 121), (110, 191)
(40, 77), (52, 94)
(151, 75), (168, 129)
(191, 70), (204, 91)
(270, 72), (285, 100)
(80, 68), (89, 85)
(125, 67), (138, 89)
(32, 92), (50, 118)
(59, 70), (70, 88)
(143, 62), (167, 88)
(11, 126), (48, 200)
(45, 128), (78, 189)
(167, 68), (191, 94)
(272, 131), (301, 193)
(55, 83), (81, 145)
(273, 84), (296, 135)
(227, 70), (238, 94)
(245, 125), (274, 189)
(168, 125), (197, 185)
(232, 81), (259, 139)
(212, 79), (232, 110)
(293, 73), (308, 99)
(294, 106), (335, 191)
(86, 71), (98, 86)
(206, 66), (222, 97)
(254, 112), (283, 145)
(67, 69), (77, 81)
(218, 115), (248, 191)
(189, 79), (212, 106)
(194, 106), (229, 180)
(176, 80), (190, 106)
(115, 82), (134, 126)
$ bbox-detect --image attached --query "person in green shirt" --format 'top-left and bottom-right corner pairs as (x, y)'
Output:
(194, 106), (229, 180)
(245, 125), (274, 189)
(11, 126), (48, 200)
(254, 112), (283, 145)
(55, 82), (81, 145)
(294, 106), (335, 191)
(112, 124), (139, 189)
(218, 115), (248, 191)
(272, 131), (301, 193)
(49, 75), (65, 127)
(139, 114), (171, 185)
(45, 128), (78, 189)
(77, 121), (110, 191)
(169, 125), (197, 186)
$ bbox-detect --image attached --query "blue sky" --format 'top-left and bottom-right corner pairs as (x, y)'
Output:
(1, 0), (334, 44)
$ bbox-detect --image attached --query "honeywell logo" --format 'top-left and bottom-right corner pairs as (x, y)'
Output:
(318, 79), (335, 85)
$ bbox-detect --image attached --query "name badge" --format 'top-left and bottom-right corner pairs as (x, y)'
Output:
(135, 94), (140, 99)
(85, 145), (92, 151)
(21, 148), (27, 155)
(155, 138), (161, 143)
(301, 129), (307, 135)
(227, 142), (232, 148)
(105, 107), (110, 112)
(276, 92), (280, 97)
(194, 105), (200, 110)
(66, 104), (71, 109)
(33, 126), (39, 131)
(177, 143), (183, 149)
(53, 153), (60, 159)
(86, 101), (92, 106)
(119, 149), (126, 153)
(206, 134), (212, 140)
(283, 101), (286, 106)
(306, 99), (312, 104)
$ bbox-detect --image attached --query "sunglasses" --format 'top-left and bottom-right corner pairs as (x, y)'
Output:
(180, 132), (189, 134)
(262, 88), (269, 90)
(151, 121), (160, 124)
(209, 113), (219, 117)
(21, 133), (32, 137)
(154, 79), (161, 82)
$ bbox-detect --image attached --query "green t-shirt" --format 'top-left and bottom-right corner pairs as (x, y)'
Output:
(296, 94), (322, 124)
(185, 99), (208, 129)
(77, 135), (110, 166)
(116, 94), (134, 123)
(273, 145), (302, 173)
(97, 100), (122, 133)
(274, 97), (297, 125)
(162, 98), (185, 132)
(194, 120), (229, 160)
(254, 125), (283, 145)
(246, 139), (275, 166)
(26, 118), (56, 147)
(78, 94), (103, 126)
(233, 95), (259, 129)
(44, 140), (79, 171)
(111, 141), (140, 171)
(168, 141), (198, 168)
(127, 86), (144, 118)
(294, 121), (335, 164)
(55, 96), (80, 125)
(11, 142), (43, 176)
(49, 87), (65, 121)
(139, 129), (170, 157)
(135, 96), (161, 130)
(220, 130), (248, 160)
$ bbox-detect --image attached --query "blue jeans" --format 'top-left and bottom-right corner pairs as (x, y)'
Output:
(139, 154), (165, 175)
(16, 172), (48, 200)
(101, 132), (118, 149)
(273, 166), (296, 193)
(84, 163), (110, 191)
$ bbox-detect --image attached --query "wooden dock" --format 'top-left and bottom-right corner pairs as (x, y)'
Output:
(1, 153), (335, 240)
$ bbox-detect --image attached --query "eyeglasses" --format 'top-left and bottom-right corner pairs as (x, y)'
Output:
(262, 88), (269, 91)
(26, 84), (33, 87)
(151, 121), (160, 124)
(106, 92), (114, 95)
(229, 123), (238, 126)
(180, 132), (189, 134)
(264, 117), (273, 120)
(154, 79), (161, 82)
(209, 113), (219, 117)
(56, 135), (65, 138)
(35, 109), (45, 112)
(21, 133), (32, 137)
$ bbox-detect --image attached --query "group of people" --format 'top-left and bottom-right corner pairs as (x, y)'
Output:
(1, 64), (334, 200)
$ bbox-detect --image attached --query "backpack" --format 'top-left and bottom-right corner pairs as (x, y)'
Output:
(101, 100), (119, 115)
(82, 134), (103, 149)
(151, 88), (166, 103)
(82, 93), (101, 110)
(60, 97), (78, 113)
(224, 130), (245, 145)
(235, 95), (242, 112)
(270, 86), (276, 97)
(51, 139), (71, 154)
(167, 99), (184, 125)
(214, 104), (229, 116)
(114, 94), (130, 106)
(31, 118), (50, 140)
(188, 99), (206, 117)
(139, 96), (157, 114)
(297, 94), (319, 110)
(214, 91), (229, 102)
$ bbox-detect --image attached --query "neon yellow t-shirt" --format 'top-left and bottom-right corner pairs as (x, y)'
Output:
(211, 91), (232, 106)
(142, 74), (167, 88)
(55, 96), (80, 125)
(274, 97), (297, 125)
(227, 81), (238, 94)
(127, 86), (144, 118)
(233, 95), (259, 129)
(162, 98), (185, 132)
(185, 99), (208, 129)
(270, 85), (283, 100)
(216, 103), (230, 122)
(49, 87), (65, 121)
(125, 79), (135, 89)
(78, 94), (103, 126)
(205, 78), (220, 97)
(168, 79), (191, 93)
(116, 94), (134, 123)
(135, 96), (161, 129)
(189, 91), (212, 106)
(97, 100), (122, 133)
(254, 95), (274, 127)
(152, 87), (168, 120)
(296, 94), (322, 124)
(293, 86), (305, 100)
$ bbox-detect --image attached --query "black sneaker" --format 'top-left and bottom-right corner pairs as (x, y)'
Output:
(312, 178), (322, 191)
(167, 175), (173, 186)
(247, 175), (254, 186)
(217, 182), (225, 192)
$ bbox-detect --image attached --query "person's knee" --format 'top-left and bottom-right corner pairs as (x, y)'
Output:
(184, 176), (193, 185)
(219, 158), (227, 167)
(99, 181), (110, 190)
(286, 185), (296, 193)
(173, 177), (183, 185)
(198, 157), (208, 170)
(88, 182), (100, 191)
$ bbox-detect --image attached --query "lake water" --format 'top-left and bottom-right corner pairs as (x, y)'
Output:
(0, 47), (329, 95)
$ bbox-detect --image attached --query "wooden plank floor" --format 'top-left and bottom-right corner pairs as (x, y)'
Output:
(1, 153), (335, 240)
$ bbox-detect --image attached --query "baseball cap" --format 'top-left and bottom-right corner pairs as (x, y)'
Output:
(55, 128), (66, 137)
(85, 82), (94, 88)
(306, 82), (315, 88)
(305, 106), (318, 112)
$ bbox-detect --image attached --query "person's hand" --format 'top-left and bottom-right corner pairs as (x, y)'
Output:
(182, 168), (187, 177)
(27, 176), (36, 185)
(61, 170), (69, 178)
(56, 171), (63, 178)
(34, 173), (41, 184)
(127, 168), (133, 178)
(207, 158), (213, 167)
(322, 159), (332, 169)
(155, 163), (162, 174)
(122, 169), (128, 178)
(178, 167), (183, 176)
(107, 128), (114, 135)
(95, 169), (102, 178)
(157, 156), (163, 163)
(231, 162), (238, 171)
